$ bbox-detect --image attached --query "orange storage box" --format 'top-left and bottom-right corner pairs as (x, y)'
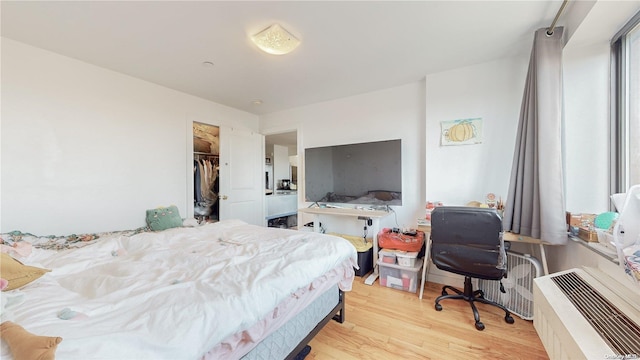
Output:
(377, 229), (425, 252)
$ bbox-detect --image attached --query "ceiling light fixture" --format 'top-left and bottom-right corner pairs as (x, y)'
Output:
(251, 24), (300, 55)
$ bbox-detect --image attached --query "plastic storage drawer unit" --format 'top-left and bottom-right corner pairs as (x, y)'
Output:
(379, 259), (423, 293)
(395, 251), (419, 267)
(378, 249), (397, 264)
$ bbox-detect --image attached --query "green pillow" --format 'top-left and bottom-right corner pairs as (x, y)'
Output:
(146, 205), (183, 231)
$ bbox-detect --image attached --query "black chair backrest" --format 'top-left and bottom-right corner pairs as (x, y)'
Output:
(430, 206), (506, 280)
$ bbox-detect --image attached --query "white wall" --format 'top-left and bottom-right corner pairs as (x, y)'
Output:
(1, 39), (259, 234)
(260, 82), (426, 235)
(261, 60), (531, 285)
(423, 57), (530, 284)
(425, 57), (529, 206)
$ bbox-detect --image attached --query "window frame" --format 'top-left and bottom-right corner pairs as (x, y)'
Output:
(611, 11), (640, 199)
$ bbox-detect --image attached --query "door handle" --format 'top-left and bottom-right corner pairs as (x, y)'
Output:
(219, 195), (228, 200)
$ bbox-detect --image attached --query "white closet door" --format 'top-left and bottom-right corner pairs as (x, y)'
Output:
(218, 126), (264, 225)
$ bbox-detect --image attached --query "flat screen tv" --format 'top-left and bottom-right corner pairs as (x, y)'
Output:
(304, 139), (402, 207)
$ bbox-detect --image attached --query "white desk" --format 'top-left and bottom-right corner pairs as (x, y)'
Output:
(298, 207), (392, 285)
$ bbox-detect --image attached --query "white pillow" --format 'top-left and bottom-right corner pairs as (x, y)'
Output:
(611, 192), (627, 212)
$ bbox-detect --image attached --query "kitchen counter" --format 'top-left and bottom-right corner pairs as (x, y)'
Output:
(272, 190), (297, 195)
(265, 192), (297, 219)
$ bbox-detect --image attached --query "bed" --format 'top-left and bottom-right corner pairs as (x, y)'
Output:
(0, 219), (358, 359)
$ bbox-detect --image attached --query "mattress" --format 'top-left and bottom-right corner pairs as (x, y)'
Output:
(203, 262), (349, 359)
(242, 284), (338, 360)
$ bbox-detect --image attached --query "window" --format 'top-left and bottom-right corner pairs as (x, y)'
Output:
(612, 11), (640, 196)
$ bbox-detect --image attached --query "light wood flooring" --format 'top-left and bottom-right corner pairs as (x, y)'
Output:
(307, 278), (550, 360)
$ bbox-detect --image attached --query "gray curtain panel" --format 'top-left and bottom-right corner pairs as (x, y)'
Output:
(503, 27), (567, 245)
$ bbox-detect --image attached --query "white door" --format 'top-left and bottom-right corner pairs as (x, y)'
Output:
(218, 126), (264, 225)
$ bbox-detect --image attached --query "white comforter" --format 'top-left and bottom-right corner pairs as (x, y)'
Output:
(0, 220), (357, 359)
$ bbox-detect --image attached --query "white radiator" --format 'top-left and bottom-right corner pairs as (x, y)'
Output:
(533, 267), (640, 359)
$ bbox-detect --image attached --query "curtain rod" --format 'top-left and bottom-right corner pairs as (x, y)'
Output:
(546, 0), (569, 36)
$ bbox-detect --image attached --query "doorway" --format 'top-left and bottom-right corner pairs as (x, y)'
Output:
(265, 130), (298, 228)
(193, 122), (220, 222)
(265, 131), (298, 191)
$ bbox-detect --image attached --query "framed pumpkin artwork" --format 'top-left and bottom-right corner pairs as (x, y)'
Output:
(440, 118), (483, 146)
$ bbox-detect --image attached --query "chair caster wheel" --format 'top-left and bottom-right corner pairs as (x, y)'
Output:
(435, 303), (442, 311)
(505, 315), (515, 324)
(475, 321), (485, 331)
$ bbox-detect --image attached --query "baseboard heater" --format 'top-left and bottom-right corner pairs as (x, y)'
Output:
(533, 267), (640, 359)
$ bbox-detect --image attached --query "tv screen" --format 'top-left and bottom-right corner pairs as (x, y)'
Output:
(304, 139), (402, 207)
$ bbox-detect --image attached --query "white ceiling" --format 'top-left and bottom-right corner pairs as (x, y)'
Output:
(2, 1), (579, 115)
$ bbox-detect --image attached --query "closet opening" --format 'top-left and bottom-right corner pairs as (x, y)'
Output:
(193, 122), (219, 223)
(265, 130), (298, 228)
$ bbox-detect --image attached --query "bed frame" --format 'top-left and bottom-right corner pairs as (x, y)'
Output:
(284, 289), (345, 360)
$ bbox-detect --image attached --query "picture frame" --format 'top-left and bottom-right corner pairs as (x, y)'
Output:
(440, 117), (483, 146)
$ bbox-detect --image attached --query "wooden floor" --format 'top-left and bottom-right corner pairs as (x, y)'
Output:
(307, 278), (550, 360)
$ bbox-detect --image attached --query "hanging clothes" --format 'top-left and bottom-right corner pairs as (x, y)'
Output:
(194, 156), (219, 217)
(194, 160), (203, 203)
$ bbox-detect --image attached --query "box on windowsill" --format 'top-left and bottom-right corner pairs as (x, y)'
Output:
(578, 228), (599, 242)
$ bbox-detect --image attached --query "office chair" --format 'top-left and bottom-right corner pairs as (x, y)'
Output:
(430, 206), (514, 330)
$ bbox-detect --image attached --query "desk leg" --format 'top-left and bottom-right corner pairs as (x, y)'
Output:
(364, 218), (380, 285)
(539, 244), (549, 275)
(419, 236), (431, 300)
(312, 215), (321, 233)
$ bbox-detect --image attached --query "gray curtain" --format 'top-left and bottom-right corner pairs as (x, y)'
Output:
(503, 27), (567, 245)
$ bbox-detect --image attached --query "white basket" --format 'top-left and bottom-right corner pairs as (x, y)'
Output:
(395, 251), (419, 267)
(378, 249), (397, 265)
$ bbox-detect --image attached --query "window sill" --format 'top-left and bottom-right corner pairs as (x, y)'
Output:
(569, 234), (619, 264)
